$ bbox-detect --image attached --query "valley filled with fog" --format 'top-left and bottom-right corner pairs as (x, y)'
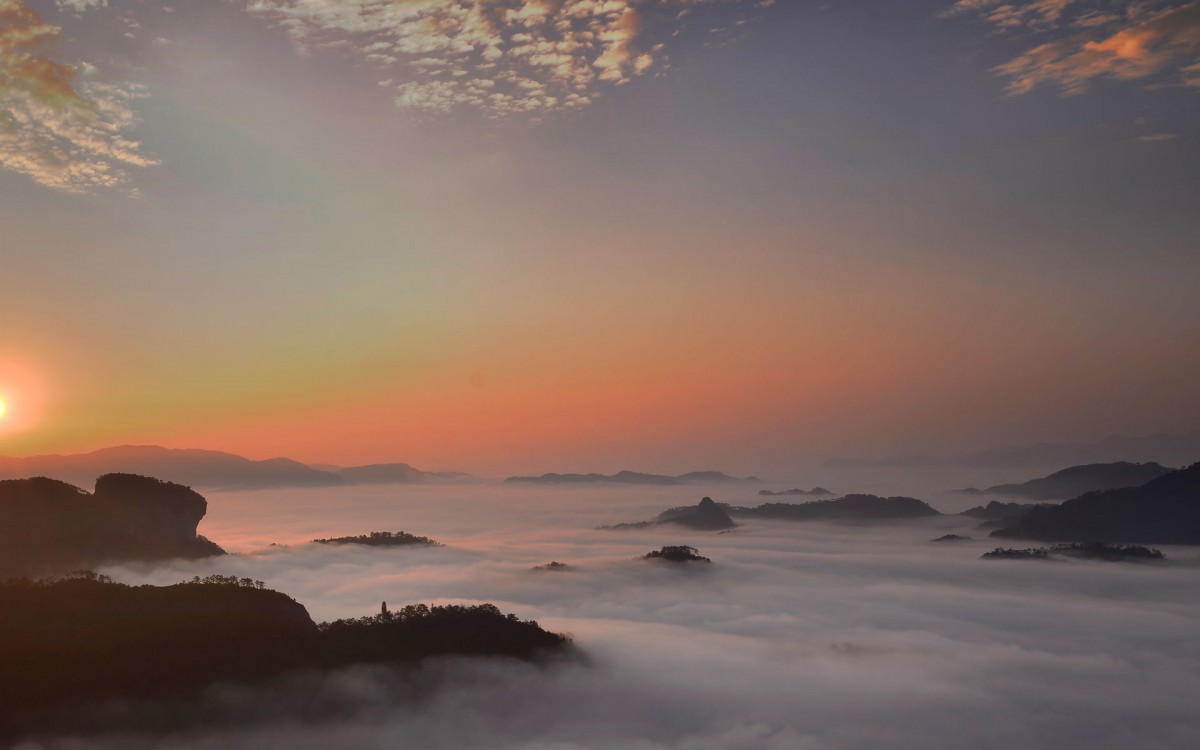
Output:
(62, 478), (1200, 750)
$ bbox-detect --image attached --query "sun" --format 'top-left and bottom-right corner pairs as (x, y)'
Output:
(0, 398), (6, 419)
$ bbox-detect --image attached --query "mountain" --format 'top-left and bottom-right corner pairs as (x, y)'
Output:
(758, 487), (832, 497)
(731, 494), (940, 522)
(0, 575), (569, 735)
(602, 497), (738, 531)
(991, 461), (1200, 544)
(335, 463), (470, 484)
(0, 474), (224, 576)
(954, 462), (1173, 500)
(0, 446), (470, 491)
(824, 432), (1200, 471)
(505, 470), (757, 485)
(656, 497), (738, 530)
(0, 445), (343, 491)
(959, 500), (1052, 530)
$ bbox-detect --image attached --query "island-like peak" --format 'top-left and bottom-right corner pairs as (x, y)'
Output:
(0, 473), (224, 576)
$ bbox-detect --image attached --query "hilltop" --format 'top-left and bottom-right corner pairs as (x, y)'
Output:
(991, 462), (1200, 544)
(954, 461), (1172, 500)
(0, 474), (224, 576)
(0, 574), (568, 736)
(731, 494), (940, 522)
(604, 497), (738, 531)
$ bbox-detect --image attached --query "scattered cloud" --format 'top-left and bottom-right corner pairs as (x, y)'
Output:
(56, 0), (108, 14)
(946, 0), (1079, 30)
(949, 1), (1200, 95)
(244, 0), (769, 115)
(0, 0), (155, 192)
(1138, 131), (1179, 140)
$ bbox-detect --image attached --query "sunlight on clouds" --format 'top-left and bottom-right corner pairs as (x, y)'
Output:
(0, 0), (155, 192)
(246, 0), (768, 115)
(950, 0), (1200, 95)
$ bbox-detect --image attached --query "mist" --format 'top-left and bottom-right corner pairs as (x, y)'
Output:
(26, 477), (1190, 750)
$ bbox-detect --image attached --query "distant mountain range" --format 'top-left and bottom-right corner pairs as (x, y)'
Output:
(758, 487), (832, 497)
(606, 493), (940, 530)
(732, 494), (940, 522)
(505, 470), (759, 485)
(991, 462), (1200, 545)
(0, 445), (469, 491)
(825, 432), (1200, 471)
(953, 462), (1173, 500)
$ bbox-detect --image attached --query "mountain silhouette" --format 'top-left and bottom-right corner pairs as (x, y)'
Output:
(0, 474), (224, 576)
(0, 446), (469, 491)
(657, 497), (738, 530)
(825, 432), (1200, 471)
(731, 494), (940, 522)
(505, 470), (757, 485)
(335, 463), (470, 484)
(954, 462), (1172, 500)
(0, 574), (568, 736)
(959, 500), (1052, 530)
(991, 461), (1200, 544)
(601, 497), (737, 531)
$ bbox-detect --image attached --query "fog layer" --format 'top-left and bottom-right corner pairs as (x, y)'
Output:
(61, 482), (1200, 750)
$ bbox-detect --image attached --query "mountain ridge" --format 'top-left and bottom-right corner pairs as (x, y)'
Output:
(0, 445), (469, 491)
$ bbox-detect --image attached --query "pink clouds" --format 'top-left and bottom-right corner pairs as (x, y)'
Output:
(951, 0), (1200, 95)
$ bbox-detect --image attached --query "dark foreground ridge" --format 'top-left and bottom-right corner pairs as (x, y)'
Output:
(991, 461), (1200, 544)
(731, 494), (940, 522)
(505, 470), (758, 485)
(643, 545), (711, 562)
(954, 461), (1173, 500)
(0, 474), (224, 576)
(982, 543), (1165, 562)
(0, 573), (569, 737)
(312, 531), (442, 547)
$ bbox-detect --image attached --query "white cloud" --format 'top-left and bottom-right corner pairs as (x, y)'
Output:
(245, 0), (768, 115)
(66, 482), (1200, 750)
(0, 0), (155, 192)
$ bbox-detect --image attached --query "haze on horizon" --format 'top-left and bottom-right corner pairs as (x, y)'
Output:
(2, 0), (1198, 477)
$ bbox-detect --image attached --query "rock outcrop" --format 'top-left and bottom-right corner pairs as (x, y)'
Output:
(0, 474), (224, 576)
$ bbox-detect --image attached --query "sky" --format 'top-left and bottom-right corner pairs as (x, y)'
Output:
(1, 0), (1198, 475)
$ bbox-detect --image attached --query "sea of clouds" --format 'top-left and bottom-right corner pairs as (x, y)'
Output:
(30, 480), (1200, 750)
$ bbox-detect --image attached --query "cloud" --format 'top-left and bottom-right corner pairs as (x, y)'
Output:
(53, 482), (1200, 749)
(244, 0), (768, 115)
(950, 1), (1200, 95)
(0, 0), (155, 192)
(946, 0), (1079, 30)
(56, 0), (108, 14)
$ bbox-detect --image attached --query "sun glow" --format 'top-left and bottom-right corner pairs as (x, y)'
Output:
(0, 399), (6, 419)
